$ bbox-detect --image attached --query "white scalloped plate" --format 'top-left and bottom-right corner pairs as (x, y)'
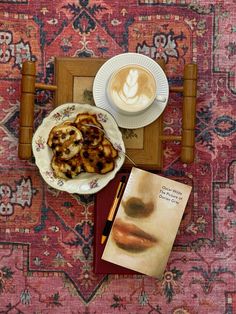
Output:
(32, 103), (125, 194)
(93, 53), (169, 129)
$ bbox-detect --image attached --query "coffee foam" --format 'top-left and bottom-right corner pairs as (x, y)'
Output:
(108, 65), (156, 113)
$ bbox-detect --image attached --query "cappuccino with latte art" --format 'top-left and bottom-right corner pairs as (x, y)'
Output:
(107, 65), (156, 115)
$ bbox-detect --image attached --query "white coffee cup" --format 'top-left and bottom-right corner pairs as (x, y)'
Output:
(107, 64), (160, 115)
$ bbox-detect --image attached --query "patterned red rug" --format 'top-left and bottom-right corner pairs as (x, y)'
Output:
(0, 1), (236, 313)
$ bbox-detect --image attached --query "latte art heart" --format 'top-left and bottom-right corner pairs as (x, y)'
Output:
(107, 65), (156, 115)
(123, 69), (139, 100)
(116, 69), (150, 107)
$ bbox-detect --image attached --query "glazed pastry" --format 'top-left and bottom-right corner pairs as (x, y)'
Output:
(80, 146), (115, 174)
(51, 154), (84, 179)
(47, 113), (118, 179)
(47, 122), (83, 160)
(74, 113), (104, 147)
(101, 138), (118, 159)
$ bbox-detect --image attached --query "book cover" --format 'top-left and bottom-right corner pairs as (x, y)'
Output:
(102, 167), (192, 278)
(93, 172), (136, 274)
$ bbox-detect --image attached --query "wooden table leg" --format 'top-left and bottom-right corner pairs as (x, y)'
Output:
(181, 63), (197, 163)
(18, 61), (36, 160)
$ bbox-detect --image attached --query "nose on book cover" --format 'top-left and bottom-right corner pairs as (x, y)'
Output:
(101, 167), (192, 278)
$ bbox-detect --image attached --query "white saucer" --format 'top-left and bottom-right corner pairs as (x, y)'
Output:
(93, 53), (169, 129)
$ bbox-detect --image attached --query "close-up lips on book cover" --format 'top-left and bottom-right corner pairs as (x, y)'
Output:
(112, 217), (158, 252)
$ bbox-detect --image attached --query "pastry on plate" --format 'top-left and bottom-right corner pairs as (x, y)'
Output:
(47, 121), (83, 160)
(74, 113), (104, 147)
(51, 154), (84, 179)
(80, 146), (115, 174)
(47, 113), (119, 179)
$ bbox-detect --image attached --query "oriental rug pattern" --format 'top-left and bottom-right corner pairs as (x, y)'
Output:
(0, 1), (235, 313)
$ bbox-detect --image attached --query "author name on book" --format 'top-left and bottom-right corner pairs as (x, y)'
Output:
(159, 186), (183, 205)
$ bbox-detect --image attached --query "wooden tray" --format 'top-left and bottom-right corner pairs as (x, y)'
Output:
(54, 57), (164, 169)
(18, 57), (197, 170)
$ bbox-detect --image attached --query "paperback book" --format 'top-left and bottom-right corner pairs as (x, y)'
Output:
(102, 167), (192, 278)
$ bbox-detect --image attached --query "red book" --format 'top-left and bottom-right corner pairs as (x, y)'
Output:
(93, 172), (136, 274)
